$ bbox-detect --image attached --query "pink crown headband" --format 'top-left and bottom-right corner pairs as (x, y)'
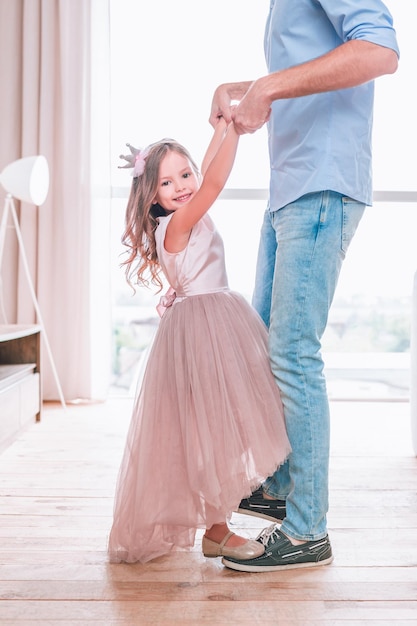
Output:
(118, 143), (150, 178)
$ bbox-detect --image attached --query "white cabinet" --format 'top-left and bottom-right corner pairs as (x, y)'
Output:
(0, 325), (41, 452)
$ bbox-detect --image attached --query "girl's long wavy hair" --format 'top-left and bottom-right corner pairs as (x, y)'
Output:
(121, 139), (200, 292)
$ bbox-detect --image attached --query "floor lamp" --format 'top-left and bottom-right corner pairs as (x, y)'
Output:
(0, 155), (66, 410)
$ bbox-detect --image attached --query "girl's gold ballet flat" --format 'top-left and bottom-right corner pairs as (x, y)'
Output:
(202, 531), (265, 559)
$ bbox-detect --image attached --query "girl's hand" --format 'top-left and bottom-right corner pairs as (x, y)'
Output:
(209, 82), (252, 127)
(209, 85), (234, 126)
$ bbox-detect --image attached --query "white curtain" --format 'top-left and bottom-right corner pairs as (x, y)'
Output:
(0, 0), (111, 401)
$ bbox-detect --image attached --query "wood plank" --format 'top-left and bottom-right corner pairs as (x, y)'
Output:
(0, 612), (415, 626)
(0, 600), (417, 622)
(1, 491), (416, 515)
(0, 528), (415, 567)
(1, 563), (416, 584)
(1, 580), (417, 602)
(0, 515), (112, 530)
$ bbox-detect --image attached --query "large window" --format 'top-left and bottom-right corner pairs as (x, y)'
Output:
(109, 1), (417, 399)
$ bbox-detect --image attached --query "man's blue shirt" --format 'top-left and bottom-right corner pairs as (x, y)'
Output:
(265, 0), (400, 210)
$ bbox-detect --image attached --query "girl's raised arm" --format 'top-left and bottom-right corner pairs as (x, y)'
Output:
(201, 117), (228, 176)
(165, 120), (240, 251)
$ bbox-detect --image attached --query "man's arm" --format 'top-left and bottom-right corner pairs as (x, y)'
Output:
(211, 40), (398, 134)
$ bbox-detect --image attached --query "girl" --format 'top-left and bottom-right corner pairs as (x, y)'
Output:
(108, 118), (290, 564)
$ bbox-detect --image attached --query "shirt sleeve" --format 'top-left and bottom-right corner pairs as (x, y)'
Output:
(318, 0), (400, 57)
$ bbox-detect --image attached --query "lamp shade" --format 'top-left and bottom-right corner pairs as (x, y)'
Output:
(0, 155), (49, 205)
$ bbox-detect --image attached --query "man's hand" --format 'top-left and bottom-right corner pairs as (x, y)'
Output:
(231, 79), (272, 135)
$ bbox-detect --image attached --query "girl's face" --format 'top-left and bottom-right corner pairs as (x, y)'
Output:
(153, 150), (199, 212)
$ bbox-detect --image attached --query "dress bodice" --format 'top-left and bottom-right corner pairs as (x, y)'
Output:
(155, 213), (229, 297)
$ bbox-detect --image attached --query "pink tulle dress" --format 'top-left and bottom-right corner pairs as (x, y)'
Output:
(108, 212), (291, 563)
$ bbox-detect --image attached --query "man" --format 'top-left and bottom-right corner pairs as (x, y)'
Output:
(210, 0), (399, 572)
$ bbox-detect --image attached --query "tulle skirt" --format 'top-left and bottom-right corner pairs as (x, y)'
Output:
(108, 290), (290, 563)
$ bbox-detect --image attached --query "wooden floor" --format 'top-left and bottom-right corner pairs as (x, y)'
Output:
(0, 398), (416, 625)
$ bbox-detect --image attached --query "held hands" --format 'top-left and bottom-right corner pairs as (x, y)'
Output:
(209, 80), (272, 135)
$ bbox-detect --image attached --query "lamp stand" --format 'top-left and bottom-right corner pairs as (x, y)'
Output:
(0, 194), (66, 410)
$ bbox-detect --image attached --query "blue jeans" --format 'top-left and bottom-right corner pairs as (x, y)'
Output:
(253, 191), (365, 541)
